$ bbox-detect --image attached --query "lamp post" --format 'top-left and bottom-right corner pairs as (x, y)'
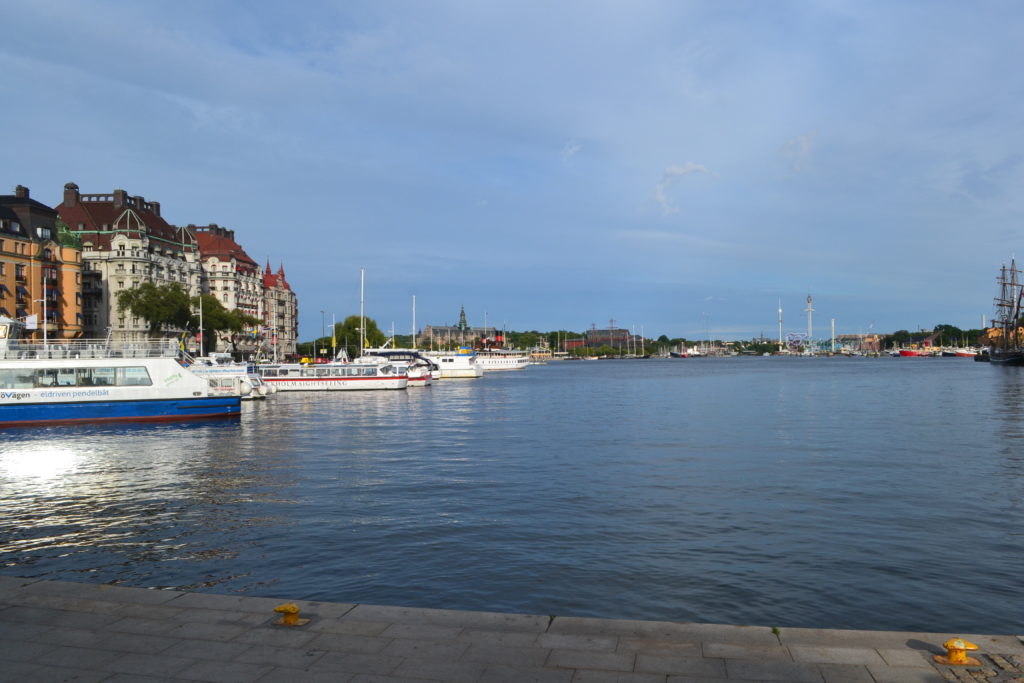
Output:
(33, 298), (47, 345)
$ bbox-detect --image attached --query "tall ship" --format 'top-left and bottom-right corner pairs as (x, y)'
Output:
(988, 257), (1024, 365)
(0, 317), (242, 427)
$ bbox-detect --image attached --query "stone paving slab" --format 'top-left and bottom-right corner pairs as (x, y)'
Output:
(1, 577), (1022, 682)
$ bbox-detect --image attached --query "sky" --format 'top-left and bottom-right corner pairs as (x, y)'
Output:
(3, 0), (1023, 341)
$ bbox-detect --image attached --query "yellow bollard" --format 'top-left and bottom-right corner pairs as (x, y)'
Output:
(932, 638), (981, 666)
(273, 602), (310, 627)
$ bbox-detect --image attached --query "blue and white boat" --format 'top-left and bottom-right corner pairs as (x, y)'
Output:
(0, 317), (242, 427)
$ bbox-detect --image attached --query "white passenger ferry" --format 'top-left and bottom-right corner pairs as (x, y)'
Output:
(360, 349), (436, 386)
(422, 347), (483, 379)
(474, 348), (530, 371)
(189, 353), (275, 399)
(256, 355), (408, 391)
(0, 317), (242, 427)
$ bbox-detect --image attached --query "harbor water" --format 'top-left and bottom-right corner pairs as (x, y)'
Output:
(1, 357), (1021, 634)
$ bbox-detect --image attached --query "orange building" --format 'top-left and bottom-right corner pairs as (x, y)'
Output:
(0, 185), (83, 339)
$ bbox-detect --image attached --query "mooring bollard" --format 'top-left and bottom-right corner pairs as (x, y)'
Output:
(933, 638), (981, 666)
(272, 602), (310, 627)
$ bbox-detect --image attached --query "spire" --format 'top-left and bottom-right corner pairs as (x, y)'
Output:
(458, 305), (468, 332)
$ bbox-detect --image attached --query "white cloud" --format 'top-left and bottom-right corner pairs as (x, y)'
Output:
(781, 131), (818, 173)
(561, 140), (582, 161)
(653, 163), (713, 215)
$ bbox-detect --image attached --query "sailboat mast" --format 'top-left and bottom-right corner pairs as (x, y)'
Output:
(412, 295), (417, 349)
(359, 267), (365, 353)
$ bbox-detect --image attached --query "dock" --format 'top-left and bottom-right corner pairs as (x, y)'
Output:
(1, 575), (1021, 682)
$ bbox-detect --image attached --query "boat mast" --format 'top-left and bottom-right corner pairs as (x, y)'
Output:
(412, 295), (416, 349)
(359, 267), (365, 355)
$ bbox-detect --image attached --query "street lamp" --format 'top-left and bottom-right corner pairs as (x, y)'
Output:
(33, 298), (47, 345)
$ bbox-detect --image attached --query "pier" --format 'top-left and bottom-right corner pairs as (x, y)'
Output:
(1, 576), (1022, 682)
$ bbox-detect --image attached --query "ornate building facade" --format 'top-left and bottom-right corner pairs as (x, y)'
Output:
(58, 183), (203, 342)
(192, 224), (263, 356)
(0, 185), (83, 339)
(262, 262), (298, 358)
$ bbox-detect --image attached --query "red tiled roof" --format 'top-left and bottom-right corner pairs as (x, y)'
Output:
(57, 196), (194, 252)
(263, 263), (291, 290)
(193, 227), (259, 273)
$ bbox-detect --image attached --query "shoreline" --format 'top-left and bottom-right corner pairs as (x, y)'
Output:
(2, 575), (1022, 682)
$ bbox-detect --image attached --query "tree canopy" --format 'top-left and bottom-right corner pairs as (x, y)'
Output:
(116, 282), (193, 337)
(116, 282), (260, 355)
(332, 315), (387, 359)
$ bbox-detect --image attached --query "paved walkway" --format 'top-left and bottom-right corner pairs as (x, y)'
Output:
(1, 575), (1022, 682)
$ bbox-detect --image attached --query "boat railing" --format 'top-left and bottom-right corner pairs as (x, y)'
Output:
(0, 338), (185, 361)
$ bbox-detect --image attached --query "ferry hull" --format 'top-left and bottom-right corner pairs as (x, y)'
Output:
(0, 396), (241, 428)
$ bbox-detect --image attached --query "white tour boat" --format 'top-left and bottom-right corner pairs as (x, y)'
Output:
(360, 349), (436, 386)
(474, 348), (530, 371)
(256, 355), (408, 391)
(422, 347), (483, 379)
(188, 353), (275, 399)
(0, 317), (242, 427)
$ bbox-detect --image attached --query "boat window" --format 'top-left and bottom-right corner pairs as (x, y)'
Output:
(117, 367), (152, 386)
(301, 367), (316, 377)
(34, 369), (59, 387)
(0, 368), (34, 389)
(315, 368), (329, 377)
(83, 367), (116, 386)
(364, 367), (376, 376)
(55, 369), (77, 386)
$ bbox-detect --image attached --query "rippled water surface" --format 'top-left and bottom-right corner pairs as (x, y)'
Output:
(2, 358), (1022, 633)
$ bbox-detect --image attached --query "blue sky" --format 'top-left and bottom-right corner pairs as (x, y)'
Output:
(3, 1), (1022, 341)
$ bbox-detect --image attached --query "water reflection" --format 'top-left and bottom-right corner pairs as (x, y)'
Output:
(0, 362), (1022, 632)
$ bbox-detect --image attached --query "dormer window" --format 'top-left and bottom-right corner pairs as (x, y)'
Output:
(38, 227), (51, 239)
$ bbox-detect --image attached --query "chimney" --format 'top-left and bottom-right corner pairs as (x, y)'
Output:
(63, 182), (80, 207)
(14, 185), (29, 199)
(134, 195), (146, 211)
(150, 201), (160, 216)
(113, 189), (128, 209)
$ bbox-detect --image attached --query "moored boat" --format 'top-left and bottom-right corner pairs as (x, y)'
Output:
(474, 348), (530, 371)
(189, 353), (275, 399)
(256, 355), (408, 391)
(0, 317), (241, 427)
(987, 258), (1024, 365)
(422, 347), (483, 378)
(361, 348), (436, 386)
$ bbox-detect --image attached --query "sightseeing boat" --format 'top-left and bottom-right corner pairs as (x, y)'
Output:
(256, 355), (408, 391)
(422, 347), (483, 378)
(987, 258), (1024, 365)
(0, 317), (242, 427)
(474, 348), (530, 371)
(360, 348), (436, 386)
(188, 353), (275, 399)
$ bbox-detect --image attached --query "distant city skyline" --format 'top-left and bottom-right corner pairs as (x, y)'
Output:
(3, 1), (1021, 340)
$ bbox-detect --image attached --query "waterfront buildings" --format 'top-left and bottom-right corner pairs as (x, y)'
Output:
(192, 224), (263, 356)
(0, 181), (305, 358)
(58, 183), (203, 342)
(262, 262), (298, 358)
(0, 185), (83, 340)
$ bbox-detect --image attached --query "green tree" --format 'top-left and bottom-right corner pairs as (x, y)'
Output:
(116, 282), (193, 338)
(193, 293), (261, 357)
(332, 315), (387, 359)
